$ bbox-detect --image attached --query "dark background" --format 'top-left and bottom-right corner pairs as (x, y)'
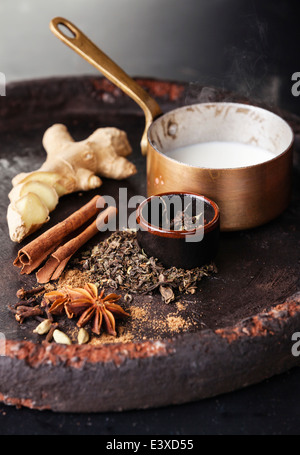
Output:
(0, 0), (300, 435)
(1, 0), (299, 116)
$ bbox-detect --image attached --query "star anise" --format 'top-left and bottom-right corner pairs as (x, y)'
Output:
(43, 290), (73, 319)
(45, 283), (129, 336)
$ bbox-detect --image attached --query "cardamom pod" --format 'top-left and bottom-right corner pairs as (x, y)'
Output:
(77, 328), (89, 345)
(33, 319), (52, 335)
(159, 285), (175, 304)
(53, 329), (72, 345)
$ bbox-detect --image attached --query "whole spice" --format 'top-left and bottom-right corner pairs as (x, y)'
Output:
(36, 205), (117, 284)
(45, 283), (129, 336)
(78, 327), (90, 345)
(53, 329), (72, 345)
(8, 124), (135, 243)
(40, 298), (54, 322)
(16, 285), (45, 299)
(33, 319), (52, 335)
(12, 297), (37, 309)
(13, 195), (104, 275)
(10, 305), (44, 324)
(45, 322), (59, 342)
(42, 290), (70, 317)
(159, 285), (174, 304)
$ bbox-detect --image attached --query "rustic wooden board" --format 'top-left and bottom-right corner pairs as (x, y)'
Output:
(0, 76), (299, 412)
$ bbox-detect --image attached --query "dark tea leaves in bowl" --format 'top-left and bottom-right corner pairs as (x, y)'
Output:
(142, 194), (210, 232)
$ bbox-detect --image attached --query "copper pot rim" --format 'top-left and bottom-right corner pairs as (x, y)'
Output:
(147, 102), (294, 171)
(136, 191), (220, 238)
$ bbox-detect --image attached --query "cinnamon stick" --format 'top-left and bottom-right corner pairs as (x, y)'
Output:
(36, 206), (117, 284)
(14, 195), (105, 274)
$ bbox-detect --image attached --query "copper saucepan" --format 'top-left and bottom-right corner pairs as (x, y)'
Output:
(50, 17), (294, 231)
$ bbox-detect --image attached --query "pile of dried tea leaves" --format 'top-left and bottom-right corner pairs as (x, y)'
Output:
(77, 230), (216, 304)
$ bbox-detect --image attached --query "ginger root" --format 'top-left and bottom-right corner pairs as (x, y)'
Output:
(7, 124), (136, 242)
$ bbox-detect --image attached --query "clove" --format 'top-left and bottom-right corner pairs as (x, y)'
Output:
(16, 286), (45, 300)
(40, 298), (54, 322)
(12, 297), (37, 309)
(13, 305), (44, 324)
(45, 323), (59, 342)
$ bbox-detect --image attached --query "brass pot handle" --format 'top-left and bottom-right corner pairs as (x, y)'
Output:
(50, 17), (162, 155)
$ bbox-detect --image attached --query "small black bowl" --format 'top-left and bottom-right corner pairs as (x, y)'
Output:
(136, 192), (220, 269)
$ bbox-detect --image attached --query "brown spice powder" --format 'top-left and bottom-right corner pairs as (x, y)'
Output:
(129, 306), (149, 320)
(90, 326), (134, 345)
(166, 315), (192, 332)
(176, 301), (187, 311)
(58, 269), (88, 288)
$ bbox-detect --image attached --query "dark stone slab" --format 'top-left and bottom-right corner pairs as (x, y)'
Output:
(0, 76), (299, 412)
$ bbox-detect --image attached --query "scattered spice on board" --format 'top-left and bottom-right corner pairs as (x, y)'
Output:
(89, 301), (196, 345)
(166, 315), (191, 332)
(10, 230), (216, 345)
(75, 230), (216, 304)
